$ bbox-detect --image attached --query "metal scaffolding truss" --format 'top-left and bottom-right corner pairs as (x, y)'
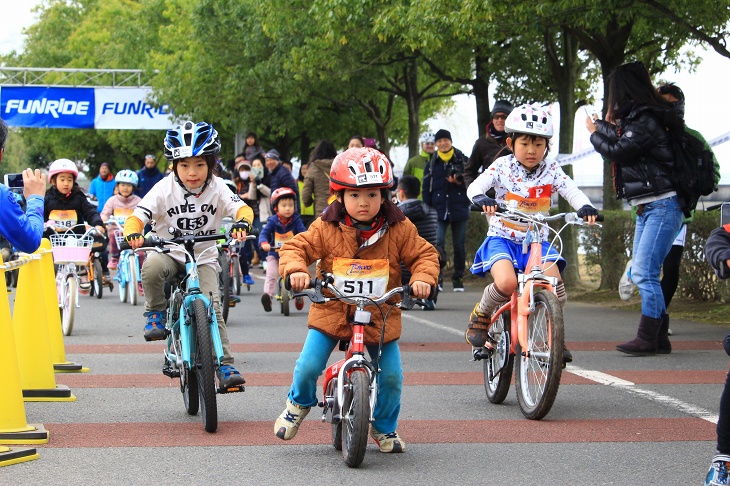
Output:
(0, 67), (156, 87)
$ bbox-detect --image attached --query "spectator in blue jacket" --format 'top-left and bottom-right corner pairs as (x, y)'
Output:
(422, 129), (471, 292)
(0, 118), (46, 254)
(265, 150), (300, 211)
(88, 162), (115, 210)
(135, 154), (165, 198)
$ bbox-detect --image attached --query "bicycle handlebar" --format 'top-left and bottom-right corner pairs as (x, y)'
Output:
(469, 203), (604, 223)
(119, 226), (259, 251)
(286, 274), (437, 309)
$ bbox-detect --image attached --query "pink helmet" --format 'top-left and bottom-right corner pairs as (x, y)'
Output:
(329, 147), (393, 191)
(49, 159), (79, 180)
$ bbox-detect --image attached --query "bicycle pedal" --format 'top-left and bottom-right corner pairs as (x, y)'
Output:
(217, 384), (245, 394)
(162, 366), (180, 378)
(472, 348), (491, 361)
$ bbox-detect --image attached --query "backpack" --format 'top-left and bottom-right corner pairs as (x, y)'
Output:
(667, 125), (719, 217)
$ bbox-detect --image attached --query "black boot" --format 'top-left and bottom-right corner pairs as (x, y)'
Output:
(657, 313), (671, 354)
(616, 315), (661, 356)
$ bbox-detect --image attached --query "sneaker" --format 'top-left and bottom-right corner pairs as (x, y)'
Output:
(229, 295), (241, 307)
(295, 296), (304, 311)
(422, 299), (436, 311)
(102, 273), (112, 285)
(370, 428), (405, 453)
(143, 311), (167, 341)
(465, 303), (491, 347)
(78, 274), (91, 294)
(453, 278), (464, 292)
(706, 454), (730, 485)
(262, 260), (268, 271)
(243, 274), (255, 286)
(108, 257), (118, 270)
(618, 259), (636, 301)
(261, 293), (272, 312)
(274, 399), (311, 440)
(217, 364), (245, 388)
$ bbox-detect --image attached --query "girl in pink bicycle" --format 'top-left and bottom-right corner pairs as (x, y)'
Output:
(276, 147), (439, 453)
(465, 104), (598, 363)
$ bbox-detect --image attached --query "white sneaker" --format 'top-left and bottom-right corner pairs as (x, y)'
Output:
(274, 399), (310, 440)
(618, 259), (636, 301)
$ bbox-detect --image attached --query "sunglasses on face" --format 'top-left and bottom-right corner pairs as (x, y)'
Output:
(492, 114), (507, 120)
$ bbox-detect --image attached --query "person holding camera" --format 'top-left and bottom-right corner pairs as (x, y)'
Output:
(422, 129), (471, 292)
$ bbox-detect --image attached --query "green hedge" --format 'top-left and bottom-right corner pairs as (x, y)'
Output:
(441, 210), (730, 302)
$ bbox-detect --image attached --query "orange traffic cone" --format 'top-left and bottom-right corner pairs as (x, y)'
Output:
(13, 243), (75, 402)
(39, 239), (88, 373)
(0, 252), (48, 445)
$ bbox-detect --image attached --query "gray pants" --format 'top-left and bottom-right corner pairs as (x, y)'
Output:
(141, 251), (234, 365)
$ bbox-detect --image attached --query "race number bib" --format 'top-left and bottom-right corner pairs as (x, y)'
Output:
(332, 257), (389, 299)
(274, 230), (294, 250)
(48, 209), (79, 229)
(113, 207), (134, 225)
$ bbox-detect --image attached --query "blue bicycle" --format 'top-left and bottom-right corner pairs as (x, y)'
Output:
(108, 217), (143, 305)
(122, 226), (255, 432)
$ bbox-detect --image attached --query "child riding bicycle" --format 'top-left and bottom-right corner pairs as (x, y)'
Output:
(464, 104), (598, 363)
(258, 187), (307, 312)
(101, 169), (143, 275)
(123, 121), (253, 388)
(44, 158), (108, 293)
(276, 147), (440, 453)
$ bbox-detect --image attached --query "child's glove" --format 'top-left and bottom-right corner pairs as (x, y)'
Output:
(231, 221), (251, 233)
(472, 194), (497, 209)
(577, 205), (598, 219)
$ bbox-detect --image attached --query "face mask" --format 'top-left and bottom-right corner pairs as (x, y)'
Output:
(251, 166), (264, 179)
(239, 170), (250, 180)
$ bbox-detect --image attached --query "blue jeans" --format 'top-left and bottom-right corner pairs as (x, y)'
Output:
(288, 328), (403, 434)
(631, 196), (683, 319)
(437, 219), (467, 280)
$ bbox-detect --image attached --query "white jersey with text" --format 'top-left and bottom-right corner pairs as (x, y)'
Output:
(467, 154), (592, 243)
(133, 175), (246, 266)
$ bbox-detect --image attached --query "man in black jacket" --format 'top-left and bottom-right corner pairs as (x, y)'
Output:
(397, 175), (441, 309)
(464, 100), (513, 189)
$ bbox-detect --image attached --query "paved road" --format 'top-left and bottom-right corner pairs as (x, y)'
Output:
(2, 273), (727, 485)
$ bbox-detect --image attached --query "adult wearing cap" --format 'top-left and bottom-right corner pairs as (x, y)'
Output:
(422, 128), (471, 292)
(264, 150), (299, 211)
(403, 131), (436, 185)
(136, 154), (164, 198)
(464, 100), (514, 189)
(88, 162), (116, 210)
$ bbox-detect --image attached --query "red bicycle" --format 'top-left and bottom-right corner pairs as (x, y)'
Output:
(473, 203), (602, 419)
(288, 275), (429, 467)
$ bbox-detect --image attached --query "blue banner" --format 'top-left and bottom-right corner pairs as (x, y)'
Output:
(1, 87), (95, 129)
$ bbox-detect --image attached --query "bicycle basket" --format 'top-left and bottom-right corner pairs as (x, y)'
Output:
(49, 233), (93, 264)
(113, 231), (126, 249)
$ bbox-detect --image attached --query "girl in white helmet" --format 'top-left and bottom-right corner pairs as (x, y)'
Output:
(464, 104), (599, 364)
(101, 170), (143, 274)
(44, 158), (108, 292)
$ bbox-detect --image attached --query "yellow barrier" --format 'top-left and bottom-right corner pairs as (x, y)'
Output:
(13, 240), (75, 402)
(0, 252), (48, 452)
(36, 238), (89, 373)
(0, 445), (38, 468)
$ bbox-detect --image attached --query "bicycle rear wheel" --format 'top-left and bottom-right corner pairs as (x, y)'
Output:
(218, 250), (231, 323)
(192, 299), (217, 433)
(515, 290), (564, 420)
(341, 369), (370, 468)
(92, 259), (103, 299)
(326, 379), (342, 451)
(231, 255), (242, 295)
(280, 279), (290, 316)
(484, 310), (514, 404)
(61, 274), (77, 336)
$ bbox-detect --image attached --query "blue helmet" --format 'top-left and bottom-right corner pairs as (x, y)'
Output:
(163, 121), (220, 161)
(115, 169), (139, 187)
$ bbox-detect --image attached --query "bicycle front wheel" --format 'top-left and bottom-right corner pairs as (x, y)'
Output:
(484, 310), (514, 404)
(92, 259), (103, 299)
(514, 290), (564, 420)
(192, 299), (217, 433)
(341, 369), (370, 468)
(61, 275), (77, 336)
(231, 255), (242, 295)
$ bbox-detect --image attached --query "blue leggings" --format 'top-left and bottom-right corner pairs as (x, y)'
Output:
(288, 328), (403, 434)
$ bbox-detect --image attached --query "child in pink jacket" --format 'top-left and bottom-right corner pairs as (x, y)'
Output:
(101, 170), (143, 273)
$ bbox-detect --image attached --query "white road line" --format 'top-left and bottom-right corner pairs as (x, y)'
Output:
(402, 314), (720, 424)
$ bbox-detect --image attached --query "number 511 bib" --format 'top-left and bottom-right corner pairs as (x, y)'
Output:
(332, 257), (389, 299)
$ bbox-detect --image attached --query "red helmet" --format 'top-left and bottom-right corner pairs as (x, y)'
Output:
(270, 187), (297, 211)
(329, 147), (393, 191)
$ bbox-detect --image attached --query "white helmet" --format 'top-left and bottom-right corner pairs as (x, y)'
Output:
(115, 169), (139, 187)
(49, 159), (79, 180)
(505, 104), (554, 139)
(419, 131), (435, 144)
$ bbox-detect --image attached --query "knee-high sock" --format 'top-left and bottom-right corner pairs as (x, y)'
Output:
(477, 283), (511, 316)
(556, 282), (567, 309)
